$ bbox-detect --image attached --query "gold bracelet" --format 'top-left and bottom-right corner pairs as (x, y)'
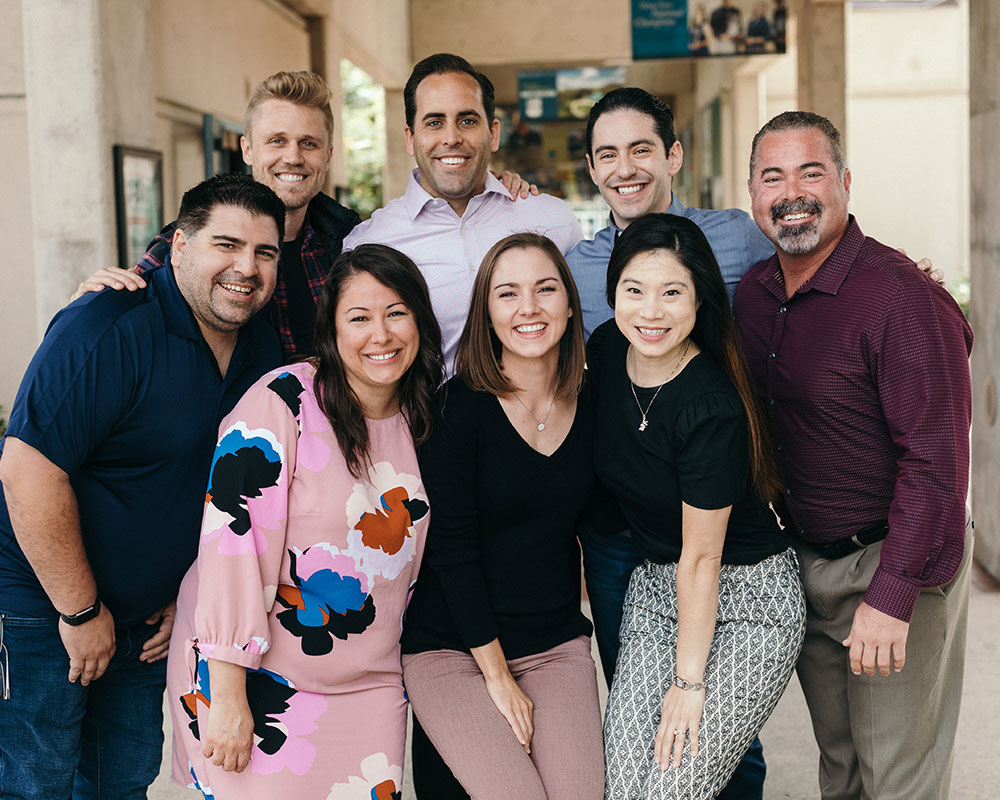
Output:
(673, 674), (706, 691)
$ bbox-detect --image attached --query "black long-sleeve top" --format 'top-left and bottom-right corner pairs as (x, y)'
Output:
(400, 378), (594, 660)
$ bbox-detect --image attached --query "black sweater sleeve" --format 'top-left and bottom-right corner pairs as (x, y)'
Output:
(418, 384), (500, 649)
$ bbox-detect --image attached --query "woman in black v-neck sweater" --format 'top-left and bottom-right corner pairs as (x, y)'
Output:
(401, 233), (604, 800)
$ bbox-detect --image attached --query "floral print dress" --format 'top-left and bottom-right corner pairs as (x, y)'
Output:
(165, 361), (428, 799)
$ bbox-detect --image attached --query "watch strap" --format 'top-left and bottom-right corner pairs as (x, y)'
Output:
(60, 598), (101, 627)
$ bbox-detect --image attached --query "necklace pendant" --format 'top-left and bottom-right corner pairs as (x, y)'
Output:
(537, 422), (545, 431)
(638, 417), (648, 432)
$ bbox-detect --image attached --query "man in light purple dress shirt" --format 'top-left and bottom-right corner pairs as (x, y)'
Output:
(343, 54), (582, 376)
(737, 111), (973, 800)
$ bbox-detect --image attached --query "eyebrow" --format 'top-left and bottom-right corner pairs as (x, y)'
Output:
(594, 138), (658, 155)
(345, 301), (408, 313)
(421, 109), (482, 123)
(493, 276), (559, 290)
(759, 161), (828, 176)
(621, 277), (687, 287)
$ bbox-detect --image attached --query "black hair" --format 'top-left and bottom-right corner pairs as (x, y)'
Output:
(404, 53), (496, 130)
(585, 87), (676, 160)
(606, 213), (781, 502)
(176, 173), (285, 243)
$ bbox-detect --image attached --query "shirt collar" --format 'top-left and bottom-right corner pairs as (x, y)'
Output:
(608, 192), (684, 236)
(154, 252), (203, 341)
(758, 215), (863, 300)
(403, 168), (511, 220)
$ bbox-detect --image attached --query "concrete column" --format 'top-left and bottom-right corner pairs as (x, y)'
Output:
(384, 88), (412, 203)
(969, 0), (1000, 579)
(21, 0), (154, 329)
(796, 0), (847, 136)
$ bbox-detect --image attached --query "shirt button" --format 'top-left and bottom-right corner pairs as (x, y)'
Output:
(768, 399), (775, 406)
(799, 528), (805, 536)
(779, 305), (787, 313)
(776, 444), (783, 452)
(769, 352), (776, 359)
(785, 489), (792, 496)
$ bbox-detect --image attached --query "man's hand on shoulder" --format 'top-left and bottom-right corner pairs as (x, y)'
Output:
(492, 169), (539, 201)
(70, 267), (147, 303)
(843, 601), (909, 676)
(59, 603), (116, 685)
(898, 249), (946, 287)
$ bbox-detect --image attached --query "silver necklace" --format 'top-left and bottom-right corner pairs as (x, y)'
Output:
(512, 390), (556, 432)
(630, 340), (692, 432)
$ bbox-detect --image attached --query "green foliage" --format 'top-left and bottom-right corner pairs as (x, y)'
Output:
(0, 406), (6, 439)
(340, 61), (386, 220)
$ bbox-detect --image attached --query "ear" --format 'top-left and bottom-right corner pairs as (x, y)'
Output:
(171, 227), (188, 266)
(586, 153), (598, 186)
(667, 140), (684, 177)
(240, 135), (252, 167)
(489, 118), (501, 153)
(843, 168), (852, 199)
(404, 126), (415, 158)
(568, 307), (573, 317)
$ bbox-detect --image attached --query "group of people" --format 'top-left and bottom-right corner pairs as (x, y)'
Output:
(689, 0), (788, 56)
(0, 49), (972, 800)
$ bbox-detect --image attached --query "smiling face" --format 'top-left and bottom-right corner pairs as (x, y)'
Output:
(404, 71), (501, 216)
(749, 127), (851, 262)
(486, 246), (572, 367)
(335, 272), (420, 410)
(241, 99), (333, 214)
(614, 249), (698, 381)
(172, 204), (279, 340)
(588, 109), (682, 229)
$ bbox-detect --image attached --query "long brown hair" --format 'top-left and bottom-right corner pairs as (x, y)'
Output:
(607, 214), (782, 503)
(313, 245), (444, 477)
(455, 233), (585, 399)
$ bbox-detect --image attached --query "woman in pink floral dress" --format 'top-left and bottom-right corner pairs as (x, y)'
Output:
(165, 244), (443, 799)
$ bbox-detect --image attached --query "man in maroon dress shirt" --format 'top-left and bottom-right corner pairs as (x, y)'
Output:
(736, 111), (973, 800)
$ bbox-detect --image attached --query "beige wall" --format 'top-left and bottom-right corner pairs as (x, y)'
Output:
(1, 0), (36, 413)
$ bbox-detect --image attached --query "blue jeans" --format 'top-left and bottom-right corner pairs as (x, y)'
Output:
(0, 611), (167, 799)
(579, 525), (767, 800)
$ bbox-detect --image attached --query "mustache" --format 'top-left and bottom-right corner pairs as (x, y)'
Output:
(771, 198), (822, 223)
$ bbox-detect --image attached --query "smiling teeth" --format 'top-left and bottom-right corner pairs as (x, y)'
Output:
(515, 323), (546, 333)
(440, 157), (467, 165)
(616, 185), (643, 195)
(277, 174), (306, 182)
(366, 351), (399, 361)
(220, 283), (251, 294)
(638, 327), (667, 336)
(782, 212), (811, 221)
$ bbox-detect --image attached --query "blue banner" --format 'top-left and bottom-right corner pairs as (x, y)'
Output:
(632, 0), (689, 59)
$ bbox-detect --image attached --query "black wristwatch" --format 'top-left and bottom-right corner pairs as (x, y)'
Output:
(60, 598), (101, 627)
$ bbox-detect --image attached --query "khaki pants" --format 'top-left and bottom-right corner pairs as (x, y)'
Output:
(793, 519), (973, 800)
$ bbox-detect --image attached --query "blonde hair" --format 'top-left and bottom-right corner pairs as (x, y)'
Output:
(244, 71), (334, 142)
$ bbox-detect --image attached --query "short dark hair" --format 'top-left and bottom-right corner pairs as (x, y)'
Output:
(606, 213), (781, 502)
(404, 53), (496, 130)
(313, 244), (444, 478)
(585, 87), (676, 160)
(176, 174), (285, 243)
(750, 110), (846, 180)
(455, 233), (585, 400)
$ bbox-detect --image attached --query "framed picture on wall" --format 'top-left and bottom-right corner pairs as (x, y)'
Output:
(113, 145), (163, 268)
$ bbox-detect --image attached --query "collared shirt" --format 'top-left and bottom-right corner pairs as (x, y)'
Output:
(567, 194), (775, 339)
(0, 258), (282, 622)
(136, 193), (358, 361)
(343, 170), (584, 374)
(735, 217), (973, 621)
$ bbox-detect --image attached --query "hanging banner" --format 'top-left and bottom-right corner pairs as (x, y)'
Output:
(518, 67), (627, 121)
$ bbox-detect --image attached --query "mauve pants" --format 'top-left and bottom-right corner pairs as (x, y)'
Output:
(402, 635), (605, 800)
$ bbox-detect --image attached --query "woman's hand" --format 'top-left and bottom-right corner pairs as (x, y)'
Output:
(202, 660), (254, 773)
(653, 683), (705, 769)
(484, 672), (534, 754)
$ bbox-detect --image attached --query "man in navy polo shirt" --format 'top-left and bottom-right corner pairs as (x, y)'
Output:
(0, 174), (284, 799)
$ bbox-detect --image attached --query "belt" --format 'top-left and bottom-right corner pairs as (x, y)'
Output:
(806, 520), (889, 560)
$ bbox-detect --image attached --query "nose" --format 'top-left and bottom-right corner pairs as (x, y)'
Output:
(782, 174), (805, 201)
(519, 290), (540, 316)
(441, 119), (464, 147)
(283, 141), (304, 165)
(640, 292), (662, 319)
(233, 247), (258, 277)
(616, 153), (637, 179)
(370, 317), (392, 345)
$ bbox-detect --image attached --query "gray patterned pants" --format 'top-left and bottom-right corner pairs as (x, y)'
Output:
(604, 549), (806, 800)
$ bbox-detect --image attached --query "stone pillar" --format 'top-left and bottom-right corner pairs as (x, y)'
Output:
(796, 0), (847, 136)
(383, 88), (412, 203)
(969, 0), (1000, 578)
(21, 0), (155, 329)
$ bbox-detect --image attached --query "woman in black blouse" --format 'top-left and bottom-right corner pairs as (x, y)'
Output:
(591, 214), (805, 799)
(400, 233), (604, 800)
